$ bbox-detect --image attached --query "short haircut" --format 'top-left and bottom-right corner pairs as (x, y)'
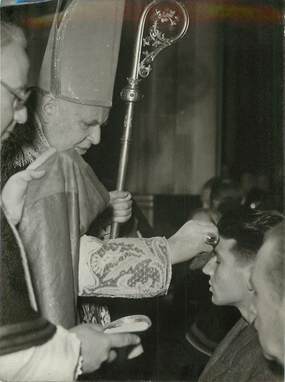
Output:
(263, 222), (284, 300)
(210, 178), (243, 215)
(0, 21), (26, 50)
(217, 208), (284, 264)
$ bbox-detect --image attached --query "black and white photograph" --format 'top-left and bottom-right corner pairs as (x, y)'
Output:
(0, 0), (284, 380)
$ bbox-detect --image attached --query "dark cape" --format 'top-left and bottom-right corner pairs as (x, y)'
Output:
(0, 206), (56, 356)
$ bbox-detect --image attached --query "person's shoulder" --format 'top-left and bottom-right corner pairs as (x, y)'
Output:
(248, 350), (284, 382)
(22, 149), (82, 206)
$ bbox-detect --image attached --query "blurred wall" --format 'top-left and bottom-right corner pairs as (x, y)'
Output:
(221, 0), (283, 209)
(5, 0), (282, 205)
(124, 0), (220, 194)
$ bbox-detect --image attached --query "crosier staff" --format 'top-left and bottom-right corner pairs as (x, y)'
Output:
(111, 0), (190, 238)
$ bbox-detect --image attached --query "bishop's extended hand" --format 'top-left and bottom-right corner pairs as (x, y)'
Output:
(168, 220), (218, 265)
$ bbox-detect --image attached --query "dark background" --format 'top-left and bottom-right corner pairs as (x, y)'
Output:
(5, 0), (283, 213)
(84, 0), (284, 230)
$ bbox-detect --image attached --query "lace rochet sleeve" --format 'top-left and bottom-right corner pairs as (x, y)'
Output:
(79, 235), (172, 298)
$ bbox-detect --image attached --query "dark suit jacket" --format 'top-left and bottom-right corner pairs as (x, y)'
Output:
(199, 318), (283, 382)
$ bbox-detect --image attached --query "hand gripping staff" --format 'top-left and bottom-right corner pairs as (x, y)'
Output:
(111, 0), (190, 238)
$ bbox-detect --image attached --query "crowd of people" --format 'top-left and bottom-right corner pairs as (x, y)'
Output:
(0, 1), (284, 381)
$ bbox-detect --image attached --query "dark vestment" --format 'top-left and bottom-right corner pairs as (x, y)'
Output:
(0, 207), (56, 355)
(199, 318), (283, 382)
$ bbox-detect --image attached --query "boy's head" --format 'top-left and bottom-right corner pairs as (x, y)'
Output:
(203, 209), (283, 313)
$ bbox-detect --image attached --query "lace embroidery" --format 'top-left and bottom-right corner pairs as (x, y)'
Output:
(79, 236), (172, 298)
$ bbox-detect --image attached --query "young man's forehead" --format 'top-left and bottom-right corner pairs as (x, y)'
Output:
(217, 237), (236, 253)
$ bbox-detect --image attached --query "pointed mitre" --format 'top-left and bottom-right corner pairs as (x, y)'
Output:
(38, 0), (125, 107)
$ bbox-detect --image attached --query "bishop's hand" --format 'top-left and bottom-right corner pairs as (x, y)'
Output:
(70, 324), (141, 374)
(168, 220), (218, 265)
(109, 190), (132, 223)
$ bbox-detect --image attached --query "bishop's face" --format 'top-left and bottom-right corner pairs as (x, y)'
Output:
(42, 96), (109, 155)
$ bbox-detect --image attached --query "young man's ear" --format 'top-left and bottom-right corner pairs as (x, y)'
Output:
(247, 263), (254, 293)
(245, 263), (255, 292)
(245, 263), (257, 323)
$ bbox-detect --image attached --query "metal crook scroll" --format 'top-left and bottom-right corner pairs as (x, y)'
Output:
(111, 0), (189, 238)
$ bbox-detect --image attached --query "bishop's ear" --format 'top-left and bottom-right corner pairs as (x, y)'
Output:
(40, 93), (57, 123)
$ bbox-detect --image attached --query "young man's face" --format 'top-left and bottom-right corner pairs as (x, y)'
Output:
(42, 97), (109, 154)
(251, 237), (285, 365)
(203, 237), (252, 308)
(1, 41), (29, 142)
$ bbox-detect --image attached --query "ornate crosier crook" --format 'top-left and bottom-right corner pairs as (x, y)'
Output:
(111, 0), (189, 238)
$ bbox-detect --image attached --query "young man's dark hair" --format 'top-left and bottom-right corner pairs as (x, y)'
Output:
(210, 178), (243, 216)
(217, 208), (284, 263)
(199, 208), (284, 382)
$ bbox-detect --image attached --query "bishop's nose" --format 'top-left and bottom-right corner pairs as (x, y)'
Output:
(88, 125), (101, 145)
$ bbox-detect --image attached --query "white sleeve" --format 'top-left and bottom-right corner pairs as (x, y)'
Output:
(0, 326), (81, 381)
(79, 234), (172, 298)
